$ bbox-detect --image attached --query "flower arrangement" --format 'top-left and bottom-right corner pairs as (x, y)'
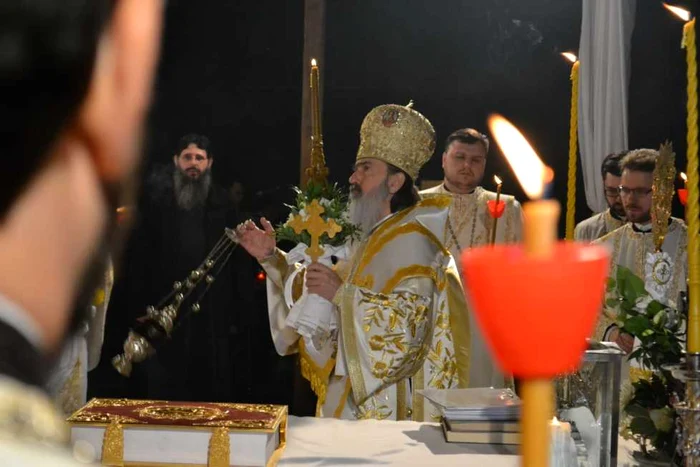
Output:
(275, 181), (360, 247)
(604, 265), (685, 461)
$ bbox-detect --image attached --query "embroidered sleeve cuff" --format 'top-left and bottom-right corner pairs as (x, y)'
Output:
(333, 283), (353, 307)
(259, 248), (288, 288)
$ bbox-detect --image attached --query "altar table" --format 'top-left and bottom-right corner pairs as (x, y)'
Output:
(278, 416), (640, 466)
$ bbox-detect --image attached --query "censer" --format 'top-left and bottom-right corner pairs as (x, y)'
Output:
(112, 228), (240, 377)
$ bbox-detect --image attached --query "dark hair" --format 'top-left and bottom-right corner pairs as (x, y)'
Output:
(0, 1), (116, 219)
(600, 151), (628, 178)
(176, 134), (213, 159)
(444, 128), (490, 154)
(388, 165), (420, 213)
(621, 149), (658, 174)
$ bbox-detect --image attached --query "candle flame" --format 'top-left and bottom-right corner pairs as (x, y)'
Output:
(494, 175), (502, 185)
(561, 52), (577, 63)
(116, 206), (127, 213)
(681, 172), (688, 182)
(487, 114), (548, 199)
(311, 58), (318, 67)
(663, 3), (692, 21)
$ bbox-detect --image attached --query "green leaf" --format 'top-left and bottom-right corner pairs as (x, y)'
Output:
(622, 273), (646, 300)
(624, 403), (650, 418)
(629, 416), (657, 437)
(624, 315), (651, 337)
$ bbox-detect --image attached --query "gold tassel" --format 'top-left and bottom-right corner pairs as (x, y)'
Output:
(208, 427), (230, 467)
(101, 420), (124, 466)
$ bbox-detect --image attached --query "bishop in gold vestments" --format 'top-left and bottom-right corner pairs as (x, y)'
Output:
(238, 104), (470, 421)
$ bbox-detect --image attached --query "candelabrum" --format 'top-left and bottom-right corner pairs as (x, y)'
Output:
(673, 354), (700, 465)
(112, 228), (239, 377)
(664, 291), (700, 465)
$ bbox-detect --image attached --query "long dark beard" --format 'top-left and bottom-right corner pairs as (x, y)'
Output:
(348, 179), (390, 238)
(174, 168), (211, 210)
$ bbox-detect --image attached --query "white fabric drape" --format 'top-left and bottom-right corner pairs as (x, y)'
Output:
(578, 0), (637, 212)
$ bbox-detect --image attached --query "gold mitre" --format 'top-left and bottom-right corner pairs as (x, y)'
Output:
(356, 101), (436, 180)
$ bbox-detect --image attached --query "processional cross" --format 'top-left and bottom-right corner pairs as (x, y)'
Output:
(288, 199), (342, 262)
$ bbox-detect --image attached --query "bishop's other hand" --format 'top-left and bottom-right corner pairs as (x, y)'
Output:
(235, 218), (276, 261)
(306, 262), (342, 302)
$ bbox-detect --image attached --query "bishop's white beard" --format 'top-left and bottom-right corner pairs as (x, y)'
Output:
(174, 168), (211, 210)
(348, 179), (390, 239)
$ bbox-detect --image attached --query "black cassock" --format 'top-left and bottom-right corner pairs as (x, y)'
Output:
(93, 166), (256, 403)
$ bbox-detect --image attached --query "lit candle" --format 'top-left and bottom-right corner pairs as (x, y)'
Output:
(562, 52), (579, 241)
(310, 59), (322, 142)
(489, 175), (503, 245)
(679, 172), (689, 207)
(665, 2), (700, 353)
(488, 114), (559, 466)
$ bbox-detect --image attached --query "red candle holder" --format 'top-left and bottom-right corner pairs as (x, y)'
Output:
(461, 242), (609, 378)
(678, 188), (688, 206)
(487, 200), (506, 219)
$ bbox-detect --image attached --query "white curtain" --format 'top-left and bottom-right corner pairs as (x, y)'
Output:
(578, 0), (637, 212)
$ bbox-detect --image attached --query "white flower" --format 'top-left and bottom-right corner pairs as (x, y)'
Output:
(319, 197), (332, 207)
(650, 407), (674, 433)
(299, 209), (308, 220)
(634, 295), (653, 313)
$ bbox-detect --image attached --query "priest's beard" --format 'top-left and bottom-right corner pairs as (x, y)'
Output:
(607, 199), (626, 219)
(174, 167), (211, 210)
(348, 178), (390, 238)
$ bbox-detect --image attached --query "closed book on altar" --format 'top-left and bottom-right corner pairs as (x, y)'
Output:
(67, 398), (287, 466)
(444, 417), (519, 433)
(441, 419), (520, 445)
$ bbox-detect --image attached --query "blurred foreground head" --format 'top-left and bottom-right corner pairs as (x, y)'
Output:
(0, 0), (163, 353)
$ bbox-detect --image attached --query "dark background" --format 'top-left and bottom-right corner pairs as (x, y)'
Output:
(99, 0), (697, 408)
(143, 0), (696, 229)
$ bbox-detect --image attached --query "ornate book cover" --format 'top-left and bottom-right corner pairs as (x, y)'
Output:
(68, 399), (287, 467)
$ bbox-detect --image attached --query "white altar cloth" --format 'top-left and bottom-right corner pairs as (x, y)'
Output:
(279, 416), (640, 466)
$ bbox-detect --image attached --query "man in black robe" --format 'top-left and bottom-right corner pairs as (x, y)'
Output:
(97, 134), (255, 402)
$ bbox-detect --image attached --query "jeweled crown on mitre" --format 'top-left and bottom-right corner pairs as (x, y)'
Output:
(356, 101), (436, 180)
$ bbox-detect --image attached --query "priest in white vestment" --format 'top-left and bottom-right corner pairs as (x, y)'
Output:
(420, 128), (522, 389)
(46, 258), (114, 415)
(574, 151), (627, 242)
(593, 149), (687, 357)
(237, 103), (470, 421)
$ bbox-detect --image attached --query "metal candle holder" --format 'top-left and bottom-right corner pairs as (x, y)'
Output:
(112, 228), (239, 377)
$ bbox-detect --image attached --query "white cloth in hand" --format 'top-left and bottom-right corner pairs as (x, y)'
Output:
(284, 243), (348, 350)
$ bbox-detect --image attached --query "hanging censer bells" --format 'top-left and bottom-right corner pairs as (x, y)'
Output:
(112, 228), (240, 377)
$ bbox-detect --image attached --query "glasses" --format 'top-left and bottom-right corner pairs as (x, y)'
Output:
(604, 187), (620, 197)
(618, 186), (652, 197)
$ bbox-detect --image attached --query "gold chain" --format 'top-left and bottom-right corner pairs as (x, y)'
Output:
(445, 190), (481, 254)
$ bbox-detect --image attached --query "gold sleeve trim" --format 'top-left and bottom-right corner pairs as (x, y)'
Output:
(298, 339), (336, 407)
(354, 223), (448, 280)
(446, 267), (471, 387)
(396, 379), (408, 420)
(333, 378), (353, 418)
(340, 283), (368, 405)
(381, 265), (445, 294)
(411, 368), (425, 421)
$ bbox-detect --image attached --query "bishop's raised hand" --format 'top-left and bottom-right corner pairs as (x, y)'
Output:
(235, 218), (276, 261)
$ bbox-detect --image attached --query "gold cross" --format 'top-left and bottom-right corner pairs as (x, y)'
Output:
(288, 199), (342, 262)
